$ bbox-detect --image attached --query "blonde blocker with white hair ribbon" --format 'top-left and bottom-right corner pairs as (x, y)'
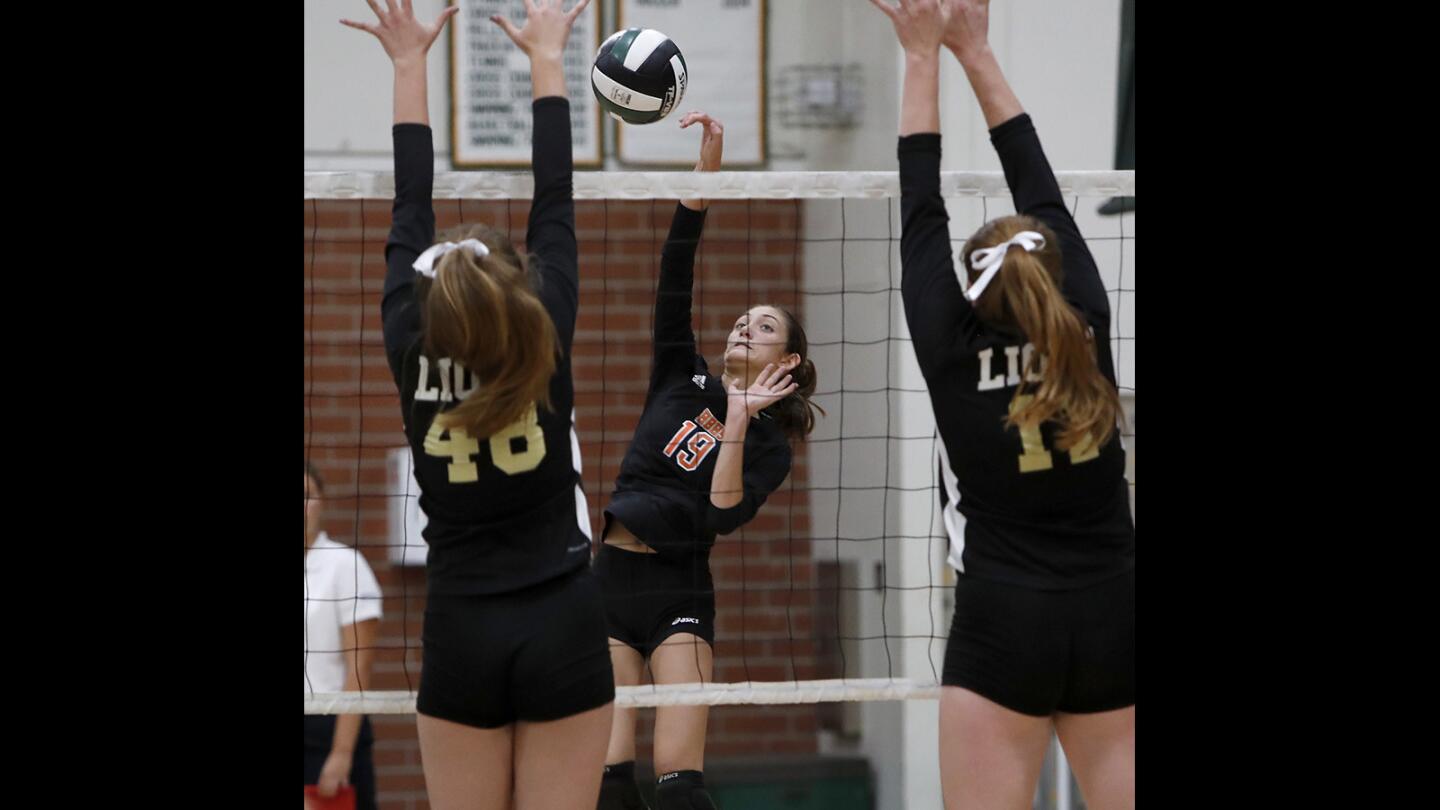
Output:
(962, 230), (1046, 302)
(953, 215), (1124, 454)
(413, 238), (491, 278)
(414, 227), (559, 442)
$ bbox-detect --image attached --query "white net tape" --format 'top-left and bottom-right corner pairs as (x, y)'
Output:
(305, 170), (1133, 200)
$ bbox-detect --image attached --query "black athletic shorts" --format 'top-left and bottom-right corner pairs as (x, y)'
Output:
(416, 567), (615, 729)
(942, 567), (1134, 716)
(594, 543), (715, 658)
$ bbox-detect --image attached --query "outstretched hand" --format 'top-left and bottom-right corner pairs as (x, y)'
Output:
(490, 0), (592, 62)
(942, 0), (992, 64)
(679, 111), (724, 172)
(867, 0), (949, 57)
(727, 363), (799, 419)
(341, 0), (457, 65)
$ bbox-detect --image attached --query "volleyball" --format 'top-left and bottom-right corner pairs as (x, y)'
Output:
(591, 28), (687, 125)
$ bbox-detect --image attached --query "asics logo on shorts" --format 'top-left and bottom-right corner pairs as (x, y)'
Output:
(671, 617), (700, 626)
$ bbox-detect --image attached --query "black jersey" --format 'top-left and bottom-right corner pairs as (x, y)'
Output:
(380, 99), (590, 596)
(604, 203), (792, 561)
(898, 114), (1134, 590)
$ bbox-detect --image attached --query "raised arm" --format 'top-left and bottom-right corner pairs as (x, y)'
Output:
(650, 112), (722, 388)
(943, 0), (1109, 324)
(493, 0), (593, 354)
(341, 0), (458, 381)
(871, 0), (982, 372)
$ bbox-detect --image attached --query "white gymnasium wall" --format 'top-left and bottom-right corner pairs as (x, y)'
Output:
(305, 0), (1123, 173)
(934, 0), (1122, 173)
(307, 0), (461, 172)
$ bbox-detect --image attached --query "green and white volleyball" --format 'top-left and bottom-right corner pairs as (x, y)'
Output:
(591, 28), (688, 125)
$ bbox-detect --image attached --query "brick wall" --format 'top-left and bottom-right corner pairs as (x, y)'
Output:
(305, 197), (818, 809)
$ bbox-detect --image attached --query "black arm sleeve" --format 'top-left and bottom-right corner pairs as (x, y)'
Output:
(704, 434), (791, 536)
(527, 97), (580, 356)
(989, 114), (1110, 326)
(381, 124), (437, 384)
(651, 203), (708, 391)
(898, 134), (981, 374)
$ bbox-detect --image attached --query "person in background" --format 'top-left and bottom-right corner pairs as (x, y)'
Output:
(305, 462), (384, 810)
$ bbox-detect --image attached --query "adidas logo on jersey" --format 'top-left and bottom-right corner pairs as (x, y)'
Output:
(692, 375), (706, 389)
(671, 617), (700, 626)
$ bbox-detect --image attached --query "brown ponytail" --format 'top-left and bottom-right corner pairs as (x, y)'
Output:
(765, 305), (825, 443)
(962, 216), (1122, 452)
(416, 224), (558, 438)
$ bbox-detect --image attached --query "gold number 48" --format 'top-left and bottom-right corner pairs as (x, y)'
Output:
(423, 404), (547, 482)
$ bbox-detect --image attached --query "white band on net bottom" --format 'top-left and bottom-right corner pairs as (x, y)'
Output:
(305, 678), (944, 715)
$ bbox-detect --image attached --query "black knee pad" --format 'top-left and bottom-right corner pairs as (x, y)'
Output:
(599, 761), (650, 810)
(655, 771), (717, 810)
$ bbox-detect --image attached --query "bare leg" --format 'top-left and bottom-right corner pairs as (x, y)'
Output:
(416, 711), (515, 810)
(1054, 706), (1135, 810)
(606, 639), (647, 765)
(513, 701), (615, 810)
(647, 633), (714, 776)
(938, 687), (1053, 810)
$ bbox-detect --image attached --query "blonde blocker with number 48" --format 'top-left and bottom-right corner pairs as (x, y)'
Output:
(416, 224), (560, 442)
(338, 2), (616, 810)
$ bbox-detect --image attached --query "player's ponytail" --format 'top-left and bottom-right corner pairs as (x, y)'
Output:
(416, 225), (558, 439)
(764, 305), (825, 443)
(962, 215), (1121, 453)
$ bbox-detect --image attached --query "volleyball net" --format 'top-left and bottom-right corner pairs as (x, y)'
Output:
(303, 169), (1134, 717)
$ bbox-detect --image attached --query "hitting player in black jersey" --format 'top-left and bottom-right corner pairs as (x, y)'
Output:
(593, 114), (822, 810)
(871, 1), (1134, 808)
(342, 2), (613, 808)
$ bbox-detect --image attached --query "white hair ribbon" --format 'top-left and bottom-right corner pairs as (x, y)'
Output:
(412, 238), (491, 278)
(963, 231), (1046, 302)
